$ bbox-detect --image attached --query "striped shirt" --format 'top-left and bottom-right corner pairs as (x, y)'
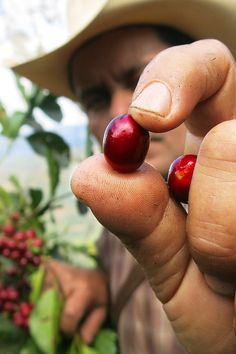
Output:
(97, 229), (186, 354)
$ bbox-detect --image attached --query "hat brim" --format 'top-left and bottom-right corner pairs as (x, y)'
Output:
(13, 0), (236, 100)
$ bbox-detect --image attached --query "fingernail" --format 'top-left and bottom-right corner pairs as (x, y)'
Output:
(131, 81), (172, 117)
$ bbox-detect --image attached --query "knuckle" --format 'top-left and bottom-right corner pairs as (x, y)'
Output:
(189, 219), (236, 281)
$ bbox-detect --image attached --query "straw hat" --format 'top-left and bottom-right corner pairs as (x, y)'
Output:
(10, 0), (236, 100)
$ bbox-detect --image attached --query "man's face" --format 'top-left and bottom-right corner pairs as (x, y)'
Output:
(71, 27), (186, 178)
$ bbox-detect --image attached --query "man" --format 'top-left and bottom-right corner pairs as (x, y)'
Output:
(44, 25), (190, 354)
(11, 1), (236, 353)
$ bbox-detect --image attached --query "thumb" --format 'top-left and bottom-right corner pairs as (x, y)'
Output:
(129, 39), (236, 145)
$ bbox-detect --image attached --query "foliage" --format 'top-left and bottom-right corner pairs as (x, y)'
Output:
(0, 74), (118, 354)
(0, 74), (69, 196)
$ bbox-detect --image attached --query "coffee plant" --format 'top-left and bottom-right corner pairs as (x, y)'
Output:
(0, 73), (117, 354)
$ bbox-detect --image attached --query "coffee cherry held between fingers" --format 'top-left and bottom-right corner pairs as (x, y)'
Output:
(103, 113), (150, 173)
(167, 154), (197, 203)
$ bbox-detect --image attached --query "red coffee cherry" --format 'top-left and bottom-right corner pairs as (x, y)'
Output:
(31, 238), (44, 248)
(103, 113), (150, 173)
(13, 311), (27, 328)
(6, 266), (18, 277)
(19, 257), (28, 268)
(3, 301), (15, 313)
(19, 302), (33, 318)
(14, 231), (26, 242)
(25, 229), (37, 239)
(7, 287), (19, 301)
(10, 212), (21, 223)
(2, 224), (16, 238)
(167, 154), (197, 203)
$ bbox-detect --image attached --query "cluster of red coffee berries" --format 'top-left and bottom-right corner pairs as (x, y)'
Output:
(13, 302), (33, 328)
(0, 284), (33, 328)
(0, 226), (43, 268)
(0, 214), (44, 329)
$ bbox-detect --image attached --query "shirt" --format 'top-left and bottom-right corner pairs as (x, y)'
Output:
(97, 229), (186, 354)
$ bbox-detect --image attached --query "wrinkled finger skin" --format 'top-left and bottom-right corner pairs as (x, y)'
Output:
(188, 120), (236, 283)
(44, 260), (108, 343)
(71, 40), (236, 353)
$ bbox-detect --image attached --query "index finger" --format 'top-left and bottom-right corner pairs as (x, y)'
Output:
(129, 39), (236, 152)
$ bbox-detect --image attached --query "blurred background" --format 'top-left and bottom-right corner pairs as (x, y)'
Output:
(0, 2), (118, 353)
(0, 0), (103, 267)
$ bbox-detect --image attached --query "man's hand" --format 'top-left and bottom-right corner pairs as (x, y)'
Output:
(44, 260), (108, 344)
(71, 39), (236, 353)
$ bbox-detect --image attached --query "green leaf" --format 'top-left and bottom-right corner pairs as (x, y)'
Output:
(46, 148), (59, 196)
(27, 84), (44, 111)
(58, 249), (97, 269)
(93, 329), (118, 354)
(27, 132), (70, 168)
(25, 114), (44, 131)
(0, 185), (12, 206)
(30, 188), (44, 209)
(66, 338), (79, 354)
(32, 87), (46, 108)
(19, 338), (43, 354)
(1, 111), (26, 139)
(85, 126), (94, 157)
(8, 176), (27, 211)
(0, 101), (7, 120)
(76, 199), (89, 215)
(67, 335), (98, 354)
(27, 132), (68, 196)
(0, 314), (28, 353)
(39, 95), (63, 122)
(30, 266), (46, 305)
(10, 111), (26, 136)
(30, 287), (64, 354)
(79, 345), (98, 354)
(9, 174), (22, 191)
(14, 73), (29, 102)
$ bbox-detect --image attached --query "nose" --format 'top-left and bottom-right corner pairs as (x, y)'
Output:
(110, 88), (133, 118)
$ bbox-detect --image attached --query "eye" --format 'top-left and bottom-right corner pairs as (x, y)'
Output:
(123, 67), (143, 91)
(80, 87), (111, 112)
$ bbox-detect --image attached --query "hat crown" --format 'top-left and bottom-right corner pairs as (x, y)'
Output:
(7, 0), (236, 100)
(67, 0), (107, 37)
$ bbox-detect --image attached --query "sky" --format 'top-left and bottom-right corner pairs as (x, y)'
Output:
(0, 0), (90, 171)
(0, 0), (88, 130)
(0, 0), (87, 128)
(0, 0), (68, 67)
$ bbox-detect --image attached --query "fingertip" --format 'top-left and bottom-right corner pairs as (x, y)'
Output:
(60, 312), (77, 337)
(70, 154), (105, 200)
(80, 330), (94, 345)
(80, 307), (106, 344)
(129, 80), (173, 132)
(71, 154), (168, 239)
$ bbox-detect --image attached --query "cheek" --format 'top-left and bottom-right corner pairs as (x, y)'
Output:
(168, 128), (186, 154)
(88, 114), (111, 145)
